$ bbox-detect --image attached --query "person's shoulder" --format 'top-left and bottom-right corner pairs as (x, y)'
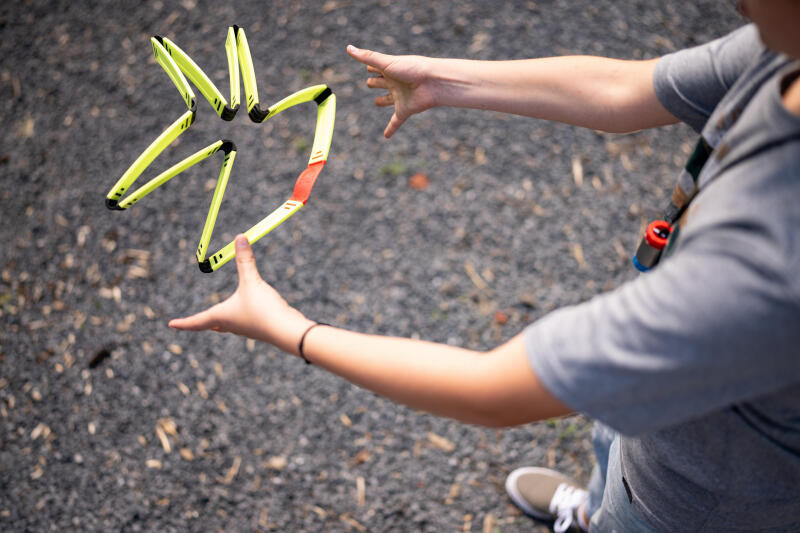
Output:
(654, 24), (769, 133)
(707, 24), (768, 82)
(715, 23), (760, 47)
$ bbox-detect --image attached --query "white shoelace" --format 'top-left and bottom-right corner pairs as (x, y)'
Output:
(549, 482), (588, 533)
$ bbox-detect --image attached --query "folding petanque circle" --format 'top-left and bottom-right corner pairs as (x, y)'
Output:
(105, 26), (336, 272)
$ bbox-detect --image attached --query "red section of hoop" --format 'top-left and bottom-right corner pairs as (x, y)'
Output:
(645, 220), (671, 249)
(290, 161), (325, 204)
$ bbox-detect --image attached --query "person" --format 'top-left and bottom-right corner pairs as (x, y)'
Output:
(170, 1), (800, 531)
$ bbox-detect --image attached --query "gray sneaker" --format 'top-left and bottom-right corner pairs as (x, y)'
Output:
(505, 466), (589, 533)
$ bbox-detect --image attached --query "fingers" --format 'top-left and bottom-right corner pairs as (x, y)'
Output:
(375, 93), (394, 107)
(366, 76), (390, 90)
(347, 44), (405, 138)
(384, 112), (406, 139)
(347, 45), (393, 71)
(234, 234), (261, 286)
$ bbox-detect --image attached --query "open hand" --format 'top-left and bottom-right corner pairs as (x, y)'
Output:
(347, 45), (439, 138)
(169, 235), (314, 357)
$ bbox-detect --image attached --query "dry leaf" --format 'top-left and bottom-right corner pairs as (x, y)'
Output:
(621, 153), (633, 171)
(356, 476), (366, 507)
(351, 449), (371, 466)
(427, 432), (456, 452)
(462, 513), (474, 532)
(570, 243), (587, 269)
(158, 417), (178, 436)
(339, 414), (352, 427)
(339, 514), (366, 533)
(464, 262), (489, 291)
(179, 448), (194, 461)
(17, 116), (34, 139)
(469, 32), (490, 53)
(408, 173), (429, 190)
(474, 146), (487, 165)
(155, 425), (171, 453)
(571, 156), (584, 186)
(264, 456), (287, 470)
(98, 287), (114, 299)
(482, 512), (496, 533)
(76, 225), (91, 248)
(127, 265), (149, 279)
(30, 423), (49, 441)
(224, 456), (241, 484)
(445, 482), (460, 505)
(146, 459), (163, 469)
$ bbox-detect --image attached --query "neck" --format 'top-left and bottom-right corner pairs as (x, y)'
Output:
(783, 73), (800, 117)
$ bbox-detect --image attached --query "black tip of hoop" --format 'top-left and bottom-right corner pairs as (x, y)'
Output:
(220, 105), (238, 121)
(220, 140), (237, 154)
(153, 35), (164, 45)
(248, 104), (270, 123)
(198, 260), (213, 273)
(105, 198), (123, 210)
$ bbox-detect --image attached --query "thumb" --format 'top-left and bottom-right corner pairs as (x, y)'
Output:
(347, 45), (393, 71)
(234, 234), (261, 285)
(168, 305), (223, 331)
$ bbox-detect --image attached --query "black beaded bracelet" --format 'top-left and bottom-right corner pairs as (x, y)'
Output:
(298, 323), (328, 364)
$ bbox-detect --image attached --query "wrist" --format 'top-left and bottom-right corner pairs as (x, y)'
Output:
(297, 322), (330, 364)
(288, 317), (317, 358)
(251, 305), (314, 357)
(425, 57), (455, 108)
(425, 57), (479, 110)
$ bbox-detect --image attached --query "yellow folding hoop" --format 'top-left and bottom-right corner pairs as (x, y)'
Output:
(105, 26), (335, 273)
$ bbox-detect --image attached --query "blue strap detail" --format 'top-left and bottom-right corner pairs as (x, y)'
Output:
(632, 255), (650, 273)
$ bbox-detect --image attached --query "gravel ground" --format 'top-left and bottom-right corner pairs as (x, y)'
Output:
(0, 1), (743, 531)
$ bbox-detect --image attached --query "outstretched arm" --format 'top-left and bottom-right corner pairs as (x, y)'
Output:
(348, 46), (678, 137)
(170, 235), (571, 427)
